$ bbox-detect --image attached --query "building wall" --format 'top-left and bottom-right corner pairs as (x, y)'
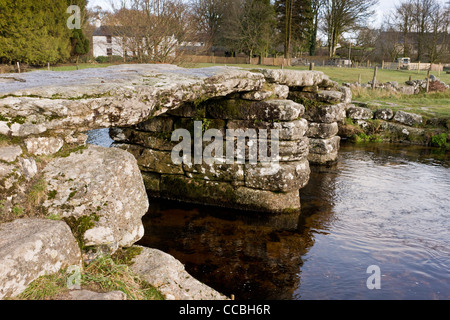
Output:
(93, 36), (125, 57)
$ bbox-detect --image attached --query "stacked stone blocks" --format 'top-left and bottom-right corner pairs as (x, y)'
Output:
(111, 69), (353, 213)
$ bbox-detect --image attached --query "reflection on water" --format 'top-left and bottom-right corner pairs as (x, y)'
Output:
(138, 142), (449, 300)
(86, 128), (114, 147)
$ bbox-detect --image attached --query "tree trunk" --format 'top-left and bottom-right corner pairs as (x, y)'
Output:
(284, 0), (293, 59)
(309, 15), (318, 56)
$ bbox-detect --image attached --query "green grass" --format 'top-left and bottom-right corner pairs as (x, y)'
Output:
(179, 62), (450, 85)
(15, 251), (164, 300)
(34, 63), (113, 72)
(352, 88), (450, 118)
(180, 62), (450, 119)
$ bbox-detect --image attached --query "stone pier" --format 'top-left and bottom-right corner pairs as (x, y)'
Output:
(107, 67), (352, 213)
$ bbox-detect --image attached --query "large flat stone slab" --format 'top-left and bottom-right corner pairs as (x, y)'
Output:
(0, 65), (264, 137)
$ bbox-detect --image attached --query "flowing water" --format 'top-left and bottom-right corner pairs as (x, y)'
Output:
(137, 142), (449, 300)
(87, 130), (449, 299)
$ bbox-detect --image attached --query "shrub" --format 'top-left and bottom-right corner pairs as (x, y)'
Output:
(431, 133), (448, 148)
(95, 56), (109, 63)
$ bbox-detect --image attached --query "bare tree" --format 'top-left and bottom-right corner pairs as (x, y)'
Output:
(106, 0), (194, 63)
(322, 0), (378, 57)
(391, 1), (415, 58)
(219, 0), (275, 57)
(191, 0), (226, 50)
(425, 1), (449, 62)
(411, 0), (437, 61)
(309, 0), (324, 56)
(386, 0), (449, 62)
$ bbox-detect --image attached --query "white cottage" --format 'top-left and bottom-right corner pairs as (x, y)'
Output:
(92, 25), (128, 58)
(92, 22), (179, 60)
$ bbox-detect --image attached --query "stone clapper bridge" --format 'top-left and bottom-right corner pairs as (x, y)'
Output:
(0, 64), (349, 299)
(0, 64), (348, 214)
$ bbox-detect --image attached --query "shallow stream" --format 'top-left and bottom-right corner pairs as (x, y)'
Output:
(137, 142), (450, 300)
(86, 129), (449, 299)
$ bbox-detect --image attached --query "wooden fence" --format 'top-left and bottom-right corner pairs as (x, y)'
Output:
(181, 54), (445, 72)
(182, 55), (291, 67)
(382, 61), (443, 71)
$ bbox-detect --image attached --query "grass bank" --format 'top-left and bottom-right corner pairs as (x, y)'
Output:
(180, 62), (449, 119)
(13, 248), (164, 300)
(351, 89), (450, 118)
(35, 63), (113, 72)
(180, 62), (450, 85)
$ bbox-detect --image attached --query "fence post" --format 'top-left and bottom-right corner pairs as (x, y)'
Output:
(16, 62), (21, 73)
(382, 60), (384, 69)
(309, 62), (314, 70)
(372, 66), (378, 89)
(358, 73), (361, 84)
(426, 69), (430, 93)
(438, 63), (441, 77)
(417, 61), (420, 73)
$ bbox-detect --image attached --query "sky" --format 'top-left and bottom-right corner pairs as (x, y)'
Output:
(87, 0), (398, 27)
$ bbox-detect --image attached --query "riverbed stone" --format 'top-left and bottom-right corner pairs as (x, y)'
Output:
(0, 218), (82, 299)
(393, 110), (423, 126)
(346, 106), (373, 120)
(41, 145), (148, 250)
(130, 246), (228, 300)
(374, 108), (394, 120)
(379, 121), (427, 144)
